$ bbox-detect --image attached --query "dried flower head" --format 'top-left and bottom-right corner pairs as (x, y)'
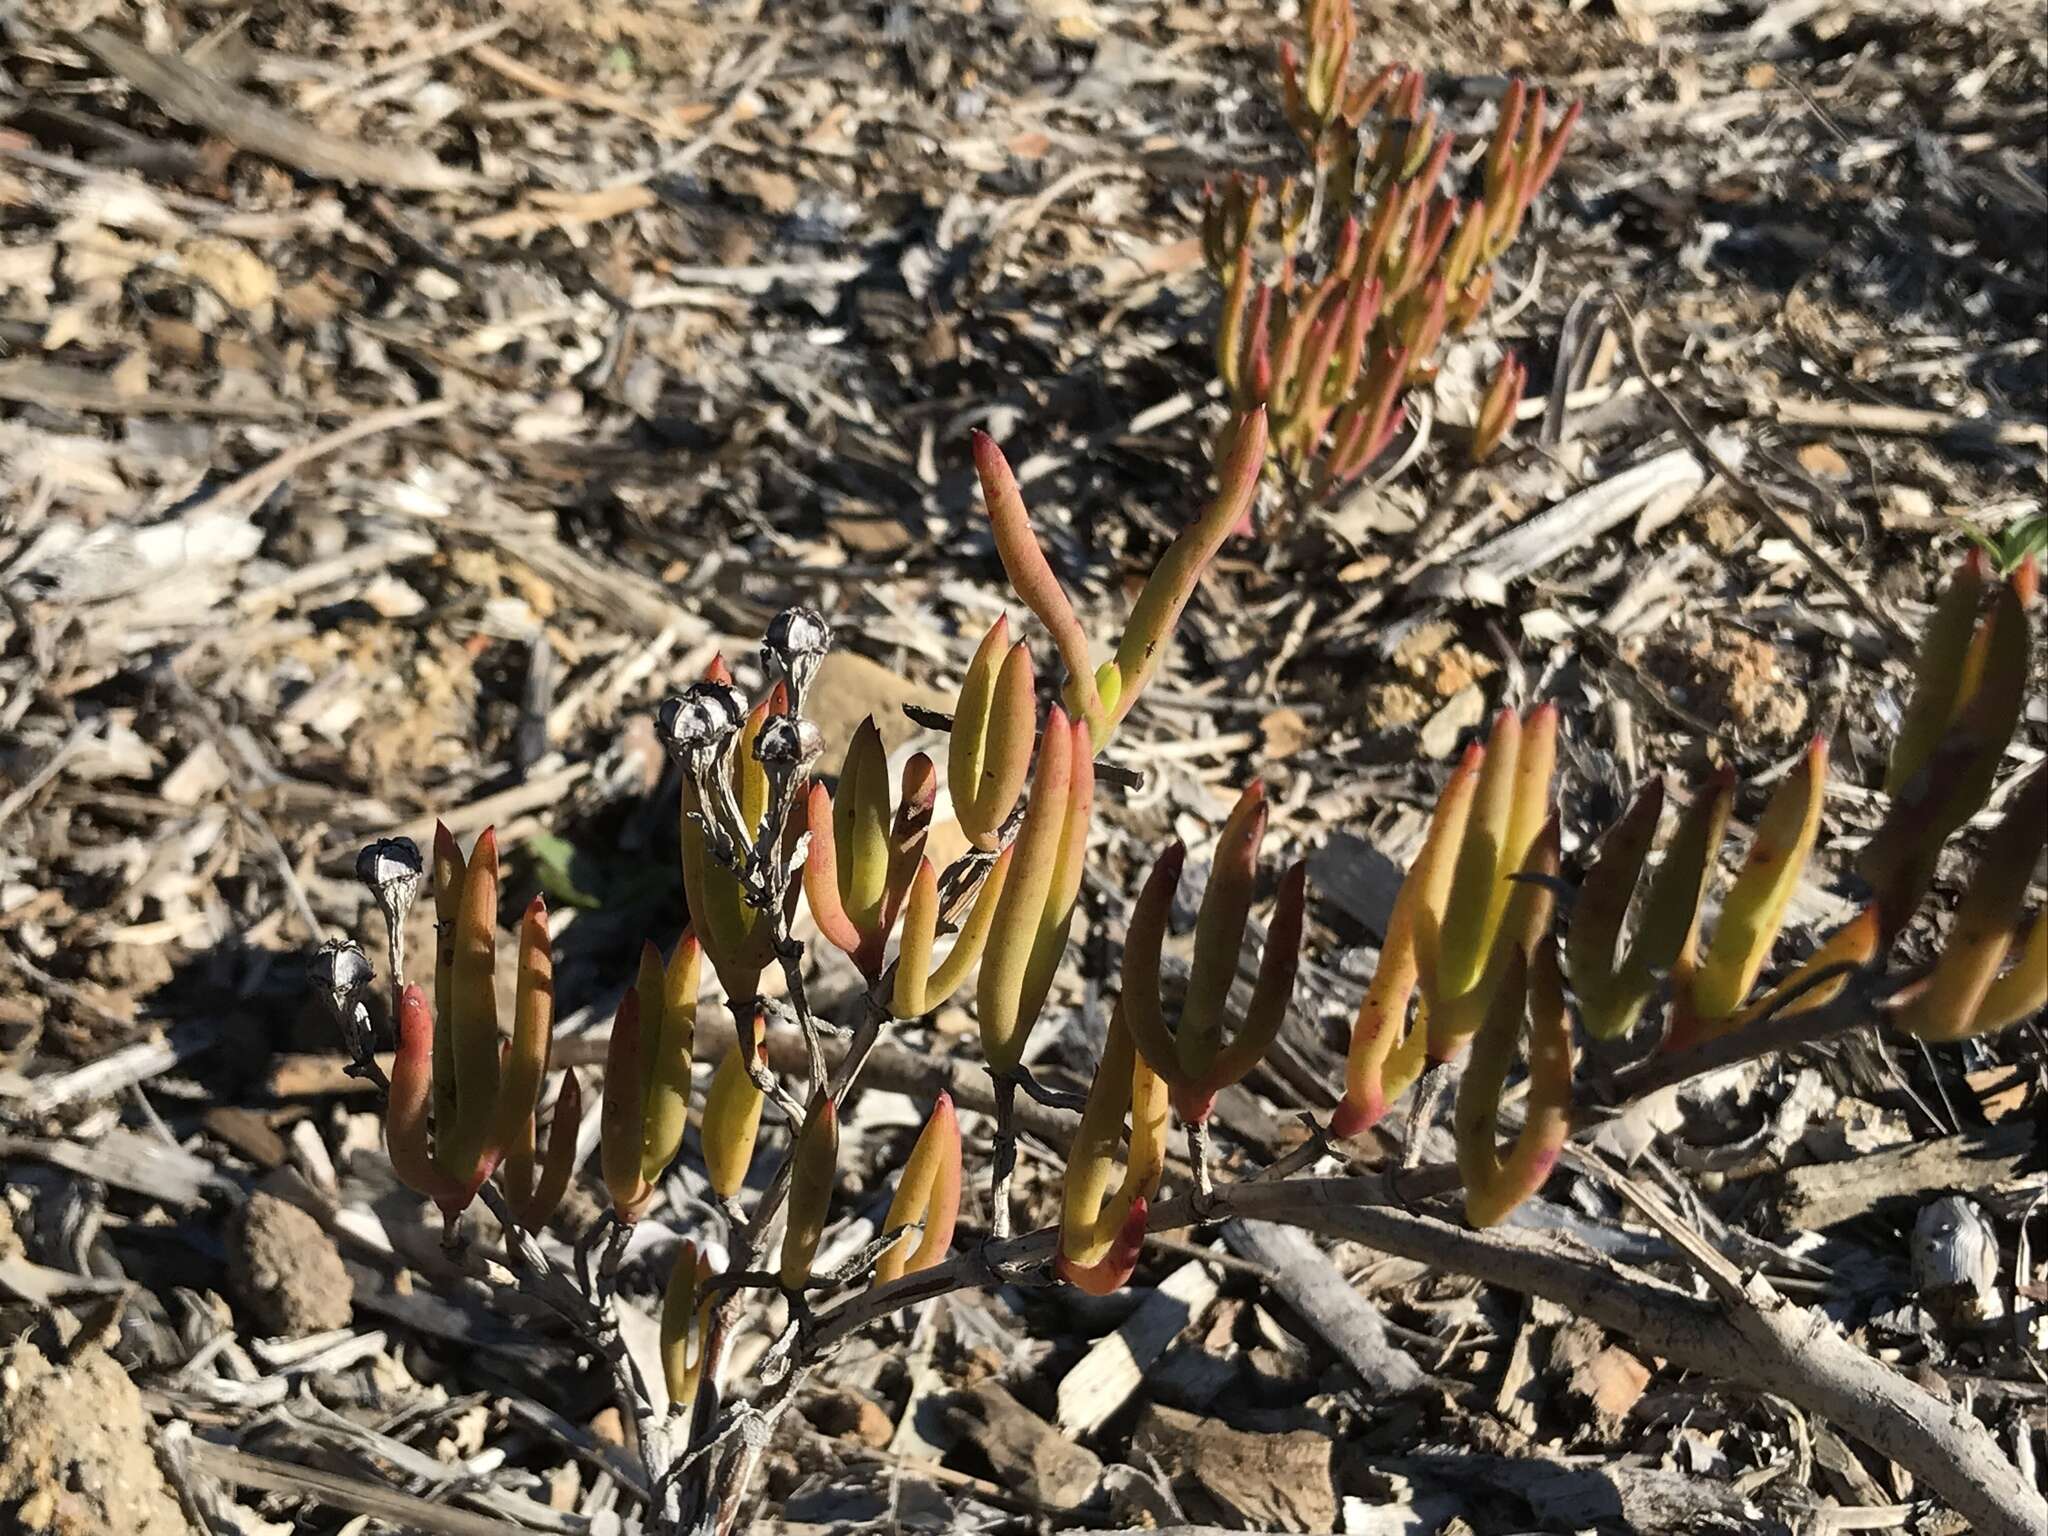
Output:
(762, 605), (833, 707)
(356, 836), (425, 919)
(752, 712), (823, 772)
(658, 681), (749, 767)
(310, 936), (373, 1019)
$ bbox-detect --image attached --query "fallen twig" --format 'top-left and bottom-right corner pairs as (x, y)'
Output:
(75, 27), (488, 192)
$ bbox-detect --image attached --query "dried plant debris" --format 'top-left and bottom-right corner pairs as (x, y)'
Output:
(1, 2), (2044, 1535)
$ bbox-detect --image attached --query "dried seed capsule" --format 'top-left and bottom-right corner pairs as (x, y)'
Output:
(656, 680), (748, 766)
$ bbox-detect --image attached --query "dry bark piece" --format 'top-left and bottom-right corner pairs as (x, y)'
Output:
(1056, 1260), (1219, 1435)
(800, 1389), (894, 1449)
(1912, 1196), (2004, 1324)
(945, 1380), (1102, 1511)
(1550, 1316), (1651, 1426)
(1131, 1402), (1338, 1532)
(229, 1191), (353, 1337)
(1765, 1123), (2043, 1232)
(1221, 1218), (1424, 1391)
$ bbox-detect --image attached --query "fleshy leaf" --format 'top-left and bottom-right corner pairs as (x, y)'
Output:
(875, 1093), (962, 1284)
(1456, 940), (1572, 1228)
(600, 988), (652, 1221)
(1109, 410), (1269, 730)
(948, 617), (1008, 842)
(1894, 771), (2048, 1041)
(443, 828), (503, 1181)
(802, 780), (866, 959)
(1179, 783), (1269, 1080)
(1887, 551), (1987, 797)
(1333, 743), (1481, 1135)
(972, 432), (1102, 728)
(1683, 738), (1828, 1032)
(1015, 717), (1095, 1052)
(1056, 1196), (1149, 1296)
(1434, 710), (1521, 998)
(388, 984), (469, 1213)
(430, 822), (465, 1144)
(978, 711), (1076, 1073)
(659, 1241), (713, 1411)
(780, 1096), (839, 1289)
(641, 932), (700, 1185)
(520, 1068), (581, 1231)
(835, 718), (893, 944)
(493, 896), (554, 1173)
(1198, 859), (1310, 1115)
(701, 1017), (768, 1199)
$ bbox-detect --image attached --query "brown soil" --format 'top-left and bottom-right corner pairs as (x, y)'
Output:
(228, 1192), (353, 1339)
(0, 1341), (193, 1536)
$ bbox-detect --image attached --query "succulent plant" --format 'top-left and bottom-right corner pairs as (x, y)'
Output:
(700, 1009), (770, 1201)
(668, 659), (800, 1001)
(1893, 770), (2048, 1041)
(970, 410), (1268, 740)
(1663, 738), (1829, 1052)
(660, 1240), (715, 1410)
(1863, 554), (2033, 939)
(326, 310), (2044, 1536)
(1120, 782), (1309, 1125)
(1454, 941), (1572, 1228)
(1332, 703), (1559, 1139)
(948, 618), (1036, 851)
(597, 934), (701, 1223)
(384, 826), (578, 1230)
(1056, 1007), (1169, 1295)
(803, 720), (935, 983)
(1208, 17), (1579, 498)
(780, 1095), (839, 1288)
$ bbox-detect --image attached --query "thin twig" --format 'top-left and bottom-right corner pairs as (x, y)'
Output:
(987, 1077), (1022, 1240)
